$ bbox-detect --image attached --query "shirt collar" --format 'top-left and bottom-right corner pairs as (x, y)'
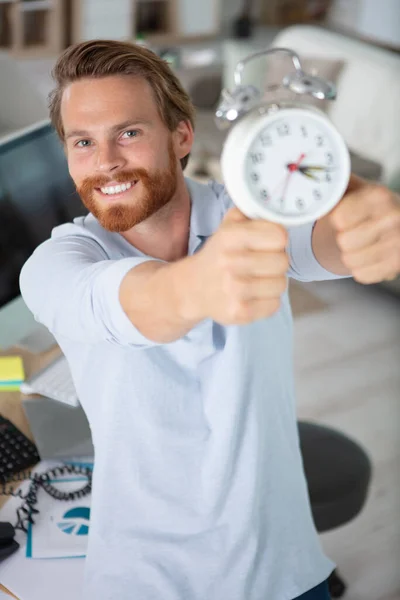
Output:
(186, 177), (224, 239)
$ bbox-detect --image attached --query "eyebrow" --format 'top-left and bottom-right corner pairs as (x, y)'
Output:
(64, 119), (152, 140)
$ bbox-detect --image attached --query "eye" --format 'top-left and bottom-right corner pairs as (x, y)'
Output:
(75, 139), (92, 148)
(122, 129), (139, 139)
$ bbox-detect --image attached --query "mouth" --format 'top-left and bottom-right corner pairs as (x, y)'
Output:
(95, 180), (138, 200)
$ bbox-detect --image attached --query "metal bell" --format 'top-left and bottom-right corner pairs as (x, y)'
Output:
(215, 85), (261, 130)
(283, 72), (337, 100)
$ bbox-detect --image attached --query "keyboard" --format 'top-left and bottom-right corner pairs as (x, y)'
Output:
(20, 354), (79, 407)
(0, 415), (40, 483)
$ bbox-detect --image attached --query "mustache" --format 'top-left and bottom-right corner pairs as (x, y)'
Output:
(77, 169), (150, 193)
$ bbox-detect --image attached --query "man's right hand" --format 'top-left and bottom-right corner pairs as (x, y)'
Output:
(189, 207), (290, 325)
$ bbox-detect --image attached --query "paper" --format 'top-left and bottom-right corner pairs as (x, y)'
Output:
(0, 356), (25, 391)
(26, 477), (91, 559)
(0, 460), (91, 600)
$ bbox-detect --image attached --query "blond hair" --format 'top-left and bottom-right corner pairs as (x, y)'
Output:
(48, 39), (195, 169)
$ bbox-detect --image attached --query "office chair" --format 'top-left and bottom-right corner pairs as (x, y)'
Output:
(298, 421), (372, 598)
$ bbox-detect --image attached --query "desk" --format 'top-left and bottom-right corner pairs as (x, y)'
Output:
(0, 344), (60, 598)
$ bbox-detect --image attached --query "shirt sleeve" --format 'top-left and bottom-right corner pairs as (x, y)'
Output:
(287, 221), (351, 282)
(19, 234), (165, 348)
(214, 182), (350, 283)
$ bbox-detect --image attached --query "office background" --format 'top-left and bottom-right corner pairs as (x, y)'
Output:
(0, 1), (399, 599)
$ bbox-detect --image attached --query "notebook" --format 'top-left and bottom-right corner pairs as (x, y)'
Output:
(0, 356), (25, 392)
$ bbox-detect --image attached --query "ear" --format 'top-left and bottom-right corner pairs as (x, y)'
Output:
(173, 120), (194, 160)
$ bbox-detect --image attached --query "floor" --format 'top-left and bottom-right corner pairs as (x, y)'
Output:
(292, 277), (400, 600)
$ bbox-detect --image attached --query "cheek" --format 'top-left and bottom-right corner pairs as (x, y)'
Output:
(67, 154), (91, 187)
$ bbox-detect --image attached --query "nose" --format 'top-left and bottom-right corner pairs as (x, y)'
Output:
(95, 141), (127, 173)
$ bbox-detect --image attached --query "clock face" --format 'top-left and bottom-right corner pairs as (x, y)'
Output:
(221, 107), (351, 226)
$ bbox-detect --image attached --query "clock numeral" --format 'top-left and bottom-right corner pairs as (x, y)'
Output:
(296, 198), (305, 210)
(325, 172), (332, 183)
(316, 135), (324, 147)
(326, 152), (333, 165)
(277, 123), (290, 137)
(250, 152), (264, 165)
(260, 189), (269, 201)
(301, 125), (308, 138)
(313, 189), (322, 201)
(251, 172), (259, 182)
(260, 133), (272, 146)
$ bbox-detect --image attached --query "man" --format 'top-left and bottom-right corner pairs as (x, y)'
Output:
(20, 40), (400, 600)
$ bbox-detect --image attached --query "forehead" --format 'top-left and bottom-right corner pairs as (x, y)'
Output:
(61, 75), (162, 131)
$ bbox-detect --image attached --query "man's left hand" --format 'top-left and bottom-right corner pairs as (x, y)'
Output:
(329, 175), (400, 284)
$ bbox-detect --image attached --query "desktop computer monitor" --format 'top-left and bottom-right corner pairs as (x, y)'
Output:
(0, 119), (88, 350)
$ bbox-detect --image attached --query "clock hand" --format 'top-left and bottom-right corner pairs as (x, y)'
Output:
(287, 164), (335, 173)
(280, 153), (306, 209)
(287, 153), (306, 173)
(298, 170), (320, 181)
(300, 165), (335, 172)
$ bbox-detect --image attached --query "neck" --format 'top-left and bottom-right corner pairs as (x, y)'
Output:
(120, 175), (191, 262)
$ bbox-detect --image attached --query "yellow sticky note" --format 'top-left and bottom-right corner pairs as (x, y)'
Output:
(0, 356), (25, 384)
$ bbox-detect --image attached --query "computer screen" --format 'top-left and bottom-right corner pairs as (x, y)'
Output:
(0, 120), (87, 309)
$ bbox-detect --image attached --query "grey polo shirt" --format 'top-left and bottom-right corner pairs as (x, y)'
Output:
(20, 178), (341, 600)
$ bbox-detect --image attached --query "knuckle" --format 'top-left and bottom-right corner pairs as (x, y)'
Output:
(261, 222), (288, 247)
(352, 269), (372, 285)
(278, 252), (290, 272)
(341, 251), (356, 269)
(277, 226), (289, 247)
(268, 298), (281, 315)
(352, 271), (366, 284)
(230, 300), (251, 324)
(277, 227), (289, 248)
(218, 228), (237, 252)
(330, 205), (346, 230)
(218, 251), (234, 274)
(374, 185), (394, 210)
(223, 273), (245, 299)
(276, 276), (288, 294)
(336, 230), (349, 252)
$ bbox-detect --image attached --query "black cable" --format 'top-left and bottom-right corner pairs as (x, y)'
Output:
(1, 464), (92, 534)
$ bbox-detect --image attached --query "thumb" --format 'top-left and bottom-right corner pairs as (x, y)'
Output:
(223, 206), (249, 224)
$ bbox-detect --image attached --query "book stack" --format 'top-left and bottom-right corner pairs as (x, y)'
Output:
(0, 356), (25, 391)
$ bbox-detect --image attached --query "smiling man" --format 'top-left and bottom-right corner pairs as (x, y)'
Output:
(20, 40), (400, 600)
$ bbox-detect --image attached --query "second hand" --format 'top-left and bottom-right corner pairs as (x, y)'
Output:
(280, 153), (306, 210)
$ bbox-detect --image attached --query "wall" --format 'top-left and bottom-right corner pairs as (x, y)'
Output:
(327, 0), (400, 47)
(220, 0), (263, 30)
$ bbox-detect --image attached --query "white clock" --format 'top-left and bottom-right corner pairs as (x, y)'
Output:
(216, 48), (351, 227)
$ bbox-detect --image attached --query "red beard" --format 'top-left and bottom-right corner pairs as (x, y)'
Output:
(77, 141), (177, 232)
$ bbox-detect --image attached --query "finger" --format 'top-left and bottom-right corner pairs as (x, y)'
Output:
(223, 206), (250, 223)
(247, 297), (282, 321)
(230, 297), (282, 324)
(229, 250), (290, 277)
(341, 235), (400, 271)
(352, 261), (400, 285)
(345, 173), (366, 194)
(330, 190), (371, 232)
(227, 221), (288, 252)
(337, 212), (400, 252)
(331, 184), (397, 232)
(241, 275), (288, 300)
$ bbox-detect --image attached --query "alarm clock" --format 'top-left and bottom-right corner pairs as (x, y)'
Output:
(215, 47), (351, 227)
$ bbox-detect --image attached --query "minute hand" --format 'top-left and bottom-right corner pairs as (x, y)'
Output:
(293, 165), (335, 181)
(300, 165), (335, 171)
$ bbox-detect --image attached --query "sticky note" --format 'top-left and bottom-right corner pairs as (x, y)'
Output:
(0, 356), (25, 391)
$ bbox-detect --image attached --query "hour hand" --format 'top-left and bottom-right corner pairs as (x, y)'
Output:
(287, 164), (333, 181)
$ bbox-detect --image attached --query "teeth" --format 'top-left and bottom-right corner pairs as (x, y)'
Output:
(100, 181), (133, 195)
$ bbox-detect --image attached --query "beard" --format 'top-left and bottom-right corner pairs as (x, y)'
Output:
(76, 139), (178, 232)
